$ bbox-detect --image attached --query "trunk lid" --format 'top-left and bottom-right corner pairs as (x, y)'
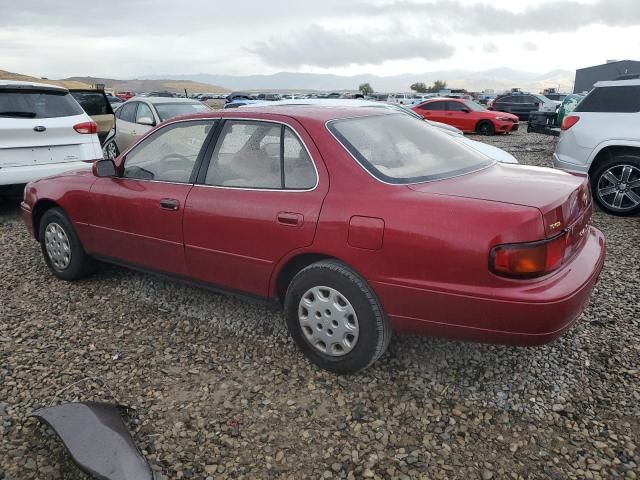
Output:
(0, 114), (93, 167)
(408, 163), (591, 238)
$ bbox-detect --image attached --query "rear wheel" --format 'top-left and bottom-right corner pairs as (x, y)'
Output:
(476, 120), (495, 136)
(39, 208), (96, 280)
(591, 153), (640, 216)
(284, 260), (391, 374)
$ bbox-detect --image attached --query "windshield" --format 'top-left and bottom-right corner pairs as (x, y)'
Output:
(328, 113), (493, 184)
(154, 102), (211, 121)
(0, 89), (84, 118)
(463, 100), (487, 112)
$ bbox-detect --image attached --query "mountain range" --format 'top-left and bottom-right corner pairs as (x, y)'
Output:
(141, 68), (575, 93)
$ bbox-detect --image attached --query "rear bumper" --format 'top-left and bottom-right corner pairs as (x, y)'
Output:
(0, 161), (91, 187)
(553, 153), (590, 174)
(20, 202), (34, 238)
(375, 226), (606, 345)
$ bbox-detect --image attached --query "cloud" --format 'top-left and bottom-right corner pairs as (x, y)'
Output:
(522, 42), (539, 51)
(364, 0), (640, 34)
(482, 43), (499, 54)
(250, 25), (455, 68)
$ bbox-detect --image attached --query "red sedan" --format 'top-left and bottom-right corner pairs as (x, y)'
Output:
(21, 107), (605, 373)
(412, 98), (519, 135)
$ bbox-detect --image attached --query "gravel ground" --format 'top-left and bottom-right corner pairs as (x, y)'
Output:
(1, 128), (639, 480)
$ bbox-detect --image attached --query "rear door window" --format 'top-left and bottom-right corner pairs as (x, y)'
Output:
(117, 102), (137, 123)
(204, 120), (317, 190)
(0, 88), (85, 119)
(70, 91), (113, 116)
(420, 101), (447, 111)
(575, 86), (640, 113)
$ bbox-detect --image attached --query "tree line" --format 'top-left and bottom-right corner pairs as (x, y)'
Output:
(357, 80), (448, 96)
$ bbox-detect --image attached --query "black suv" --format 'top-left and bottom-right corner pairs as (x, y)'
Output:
(489, 93), (556, 120)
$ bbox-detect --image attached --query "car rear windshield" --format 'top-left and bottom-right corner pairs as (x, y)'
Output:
(575, 85), (640, 113)
(328, 113), (494, 184)
(0, 88), (85, 119)
(154, 102), (211, 121)
(70, 91), (113, 116)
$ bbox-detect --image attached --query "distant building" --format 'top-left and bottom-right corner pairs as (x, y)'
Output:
(574, 60), (640, 93)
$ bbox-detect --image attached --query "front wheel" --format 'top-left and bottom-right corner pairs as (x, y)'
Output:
(284, 260), (391, 374)
(476, 120), (495, 136)
(591, 153), (640, 216)
(103, 140), (119, 160)
(39, 208), (96, 281)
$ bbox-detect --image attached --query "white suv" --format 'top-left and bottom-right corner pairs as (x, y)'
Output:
(553, 79), (640, 215)
(0, 81), (102, 193)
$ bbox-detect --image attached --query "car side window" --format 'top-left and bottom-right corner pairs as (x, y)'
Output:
(420, 101), (446, 111)
(118, 102), (137, 122)
(498, 96), (512, 104)
(122, 120), (214, 183)
(284, 128), (316, 189)
(447, 101), (467, 111)
(135, 103), (154, 124)
(204, 121), (317, 190)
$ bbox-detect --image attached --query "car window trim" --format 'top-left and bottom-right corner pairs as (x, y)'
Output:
(119, 118), (219, 185)
(194, 118), (320, 193)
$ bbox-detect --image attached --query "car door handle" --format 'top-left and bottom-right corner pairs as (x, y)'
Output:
(277, 212), (303, 226)
(159, 198), (180, 211)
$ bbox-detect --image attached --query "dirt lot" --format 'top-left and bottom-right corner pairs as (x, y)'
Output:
(1, 128), (639, 480)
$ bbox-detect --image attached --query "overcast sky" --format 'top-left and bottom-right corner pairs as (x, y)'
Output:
(0, 0), (638, 79)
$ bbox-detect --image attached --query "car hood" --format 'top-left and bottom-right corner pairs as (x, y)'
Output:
(408, 163), (591, 237)
(485, 110), (518, 120)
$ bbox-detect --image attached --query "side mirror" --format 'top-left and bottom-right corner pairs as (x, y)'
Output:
(461, 108), (471, 113)
(137, 117), (155, 127)
(94, 159), (116, 177)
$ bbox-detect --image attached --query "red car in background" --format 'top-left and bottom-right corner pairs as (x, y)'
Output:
(21, 106), (605, 373)
(412, 97), (519, 135)
(115, 90), (135, 100)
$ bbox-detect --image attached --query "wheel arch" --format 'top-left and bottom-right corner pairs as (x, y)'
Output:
(588, 143), (640, 176)
(272, 252), (360, 304)
(32, 199), (62, 241)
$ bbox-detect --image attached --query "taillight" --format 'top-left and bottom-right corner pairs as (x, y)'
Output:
(490, 233), (567, 278)
(561, 115), (580, 131)
(73, 121), (98, 134)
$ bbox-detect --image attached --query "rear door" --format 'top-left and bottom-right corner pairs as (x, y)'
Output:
(0, 85), (98, 168)
(183, 118), (328, 297)
(444, 100), (473, 130)
(70, 90), (114, 146)
(113, 102), (139, 152)
(417, 101), (448, 123)
(89, 119), (216, 274)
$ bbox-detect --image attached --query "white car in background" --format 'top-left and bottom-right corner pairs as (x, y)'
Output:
(241, 99), (519, 164)
(0, 80), (101, 193)
(554, 79), (640, 215)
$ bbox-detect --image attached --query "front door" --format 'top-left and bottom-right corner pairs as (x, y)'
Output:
(88, 119), (216, 275)
(183, 119), (329, 297)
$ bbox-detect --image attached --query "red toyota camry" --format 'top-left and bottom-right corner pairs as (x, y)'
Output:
(21, 106), (605, 373)
(412, 97), (519, 135)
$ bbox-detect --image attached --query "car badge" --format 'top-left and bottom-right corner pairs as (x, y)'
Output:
(549, 221), (562, 230)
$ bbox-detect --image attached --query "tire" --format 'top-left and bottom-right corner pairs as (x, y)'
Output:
(284, 260), (392, 374)
(476, 120), (495, 136)
(39, 208), (96, 281)
(103, 140), (119, 160)
(590, 152), (640, 216)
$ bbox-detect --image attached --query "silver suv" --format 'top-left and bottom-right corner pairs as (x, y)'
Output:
(553, 79), (640, 216)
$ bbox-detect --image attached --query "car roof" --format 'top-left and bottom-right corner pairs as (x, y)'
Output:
(0, 79), (68, 91)
(177, 105), (394, 125)
(594, 79), (640, 87)
(130, 96), (204, 104)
